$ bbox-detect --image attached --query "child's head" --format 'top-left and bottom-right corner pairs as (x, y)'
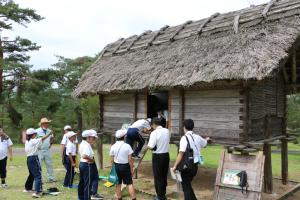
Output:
(64, 125), (72, 134)
(67, 131), (77, 142)
(26, 128), (37, 140)
(115, 129), (127, 141)
(82, 130), (98, 144)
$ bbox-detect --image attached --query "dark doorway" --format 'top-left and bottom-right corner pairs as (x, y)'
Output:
(147, 92), (169, 127)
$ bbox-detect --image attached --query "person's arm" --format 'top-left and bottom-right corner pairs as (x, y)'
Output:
(61, 144), (66, 156)
(110, 156), (114, 166)
(128, 154), (134, 176)
(41, 132), (52, 141)
(82, 154), (95, 163)
(69, 153), (76, 167)
(171, 152), (184, 171)
(8, 145), (13, 161)
(147, 132), (156, 150)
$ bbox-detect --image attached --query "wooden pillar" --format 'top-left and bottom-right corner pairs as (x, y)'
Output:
(263, 115), (273, 193)
(97, 94), (104, 169)
(133, 93), (138, 179)
(281, 92), (288, 185)
(178, 89), (185, 136)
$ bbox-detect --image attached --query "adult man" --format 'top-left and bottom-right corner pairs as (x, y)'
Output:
(171, 119), (210, 200)
(36, 117), (56, 182)
(126, 118), (152, 158)
(148, 117), (170, 200)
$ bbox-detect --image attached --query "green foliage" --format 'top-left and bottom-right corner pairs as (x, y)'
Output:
(287, 95), (300, 130)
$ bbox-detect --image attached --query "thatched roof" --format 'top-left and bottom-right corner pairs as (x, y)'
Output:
(74, 0), (300, 97)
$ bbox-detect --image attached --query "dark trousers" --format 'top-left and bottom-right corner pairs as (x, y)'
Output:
(152, 153), (170, 200)
(25, 162), (34, 190)
(63, 155), (75, 187)
(181, 164), (198, 200)
(126, 128), (145, 156)
(27, 156), (42, 193)
(78, 162), (99, 200)
(0, 157), (7, 179)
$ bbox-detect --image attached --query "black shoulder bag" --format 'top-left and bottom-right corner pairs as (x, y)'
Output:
(176, 136), (194, 171)
(237, 170), (249, 196)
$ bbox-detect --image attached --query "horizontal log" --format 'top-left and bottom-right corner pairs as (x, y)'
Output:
(184, 89), (241, 98)
(172, 97), (241, 106)
(171, 113), (241, 122)
(171, 120), (241, 130)
(170, 105), (242, 114)
(104, 105), (134, 112)
(104, 112), (133, 118)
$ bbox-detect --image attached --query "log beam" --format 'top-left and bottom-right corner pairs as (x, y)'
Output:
(97, 95), (104, 169)
(263, 115), (273, 193)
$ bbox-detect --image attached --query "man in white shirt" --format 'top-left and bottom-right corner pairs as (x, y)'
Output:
(36, 117), (56, 182)
(0, 128), (13, 188)
(148, 117), (170, 200)
(171, 119), (210, 200)
(126, 118), (152, 158)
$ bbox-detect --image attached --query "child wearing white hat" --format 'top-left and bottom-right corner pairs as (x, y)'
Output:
(61, 125), (78, 166)
(78, 130), (103, 200)
(0, 128), (13, 188)
(24, 128), (53, 198)
(63, 131), (77, 188)
(109, 129), (136, 200)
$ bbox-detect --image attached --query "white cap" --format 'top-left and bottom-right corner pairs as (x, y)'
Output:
(147, 118), (152, 123)
(82, 129), (98, 138)
(64, 125), (72, 131)
(26, 128), (37, 135)
(66, 131), (77, 138)
(115, 129), (127, 138)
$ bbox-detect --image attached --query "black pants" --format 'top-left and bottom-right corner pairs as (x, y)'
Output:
(25, 164), (34, 190)
(152, 153), (170, 200)
(0, 157), (7, 179)
(181, 164), (198, 200)
(63, 156), (75, 187)
(126, 128), (145, 156)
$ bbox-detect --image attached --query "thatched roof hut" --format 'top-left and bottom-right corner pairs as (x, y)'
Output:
(74, 0), (300, 97)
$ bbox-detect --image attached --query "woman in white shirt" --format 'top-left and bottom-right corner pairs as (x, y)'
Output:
(24, 128), (52, 198)
(110, 129), (136, 200)
(78, 130), (103, 200)
(0, 128), (13, 188)
(171, 119), (210, 200)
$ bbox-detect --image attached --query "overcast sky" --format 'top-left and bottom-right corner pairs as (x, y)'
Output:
(5, 0), (268, 70)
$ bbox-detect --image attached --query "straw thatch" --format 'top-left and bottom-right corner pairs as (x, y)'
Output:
(74, 0), (300, 97)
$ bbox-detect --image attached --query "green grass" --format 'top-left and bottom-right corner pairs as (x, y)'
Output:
(0, 144), (299, 199)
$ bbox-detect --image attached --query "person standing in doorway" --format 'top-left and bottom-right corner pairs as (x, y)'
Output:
(171, 119), (210, 200)
(126, 118), (152, 158)
(0, 128), (13, 188)
(36, 118), (56, 182)
(148, 117), (170, 200)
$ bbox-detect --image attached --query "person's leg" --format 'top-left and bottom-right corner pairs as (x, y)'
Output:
(161, 153), (170, 199)
(181, 165), (198, 200)
(152, 154), (161, 198)
(29, 156), (43, 193)
(44, 150), (55, 181)
(63, 157), (71, 187)
(78, 162), (85, 200)
(0, 157), (7, 185)
(25, 158), (34, 191)
(125, 128), (135, 148)
(90, 163), (99, 195)
(128, 184), (137, 200)
(133, 133), (145, 156)
(78, 162), (90, 200)
(115, 184), (122, 199)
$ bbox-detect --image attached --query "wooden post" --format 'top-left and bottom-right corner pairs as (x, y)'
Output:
(281, 93), (288, 185)
(97, 94), (104, 169)
(133, 93), (138, 179)
(263, 115), (273, 193)
(178, 89), (185, 136)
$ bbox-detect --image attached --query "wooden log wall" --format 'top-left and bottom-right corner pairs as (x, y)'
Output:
(169, 89), (243, 145)
(248, 74), (285, 141)
(102, 93), (147, 132)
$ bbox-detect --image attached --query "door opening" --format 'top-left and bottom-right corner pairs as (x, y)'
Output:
(147, 91), (169, 128)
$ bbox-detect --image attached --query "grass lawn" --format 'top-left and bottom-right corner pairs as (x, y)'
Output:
(0, 143), (299, 199)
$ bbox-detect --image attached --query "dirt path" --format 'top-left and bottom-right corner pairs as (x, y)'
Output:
(13, 146), (61, 155)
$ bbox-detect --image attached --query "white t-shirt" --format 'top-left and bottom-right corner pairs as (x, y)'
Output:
(0, 138), (13, 160)
(130, 119), (151, 131)
(109, 141), (133, 164)
(79, 140), (94, 163)
(61, 134), (78, 146)
(25, 138), (43, 157)
(66, 141), (76, 156)
(179, 131), (207, 163)
(148, 126), (170, 154)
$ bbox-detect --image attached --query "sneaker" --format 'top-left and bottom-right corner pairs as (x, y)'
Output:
(1, 184), (7, 188)
(91, 193), (104, 199)
(32, 193), (42, 198)
(23, 189), (34, 193)
(69, 184), (78, 189)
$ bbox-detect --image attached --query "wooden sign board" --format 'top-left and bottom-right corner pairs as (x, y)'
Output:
(214, 150), (265, 200)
